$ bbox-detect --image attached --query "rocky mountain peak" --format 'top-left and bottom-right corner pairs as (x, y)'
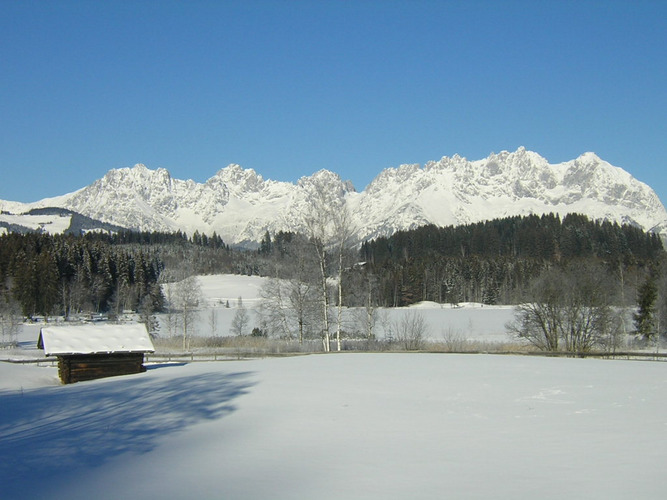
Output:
(207, 164), (264, 194)
(2, 148), (665, 247)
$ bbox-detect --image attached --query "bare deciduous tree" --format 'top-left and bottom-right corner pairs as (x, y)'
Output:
(352, 272), (380, 341)
(260, 277), (292, 339)
(332, 206), (355, 351)
(303, 176), (336, 351)
(231, 296), (250, 336)
(174, 275), (202, 351)
(260, 277), (319, 343)
(259, 235), (320, 343)
(394, 310), (429, 350)
(507, 264), (618, 353)
(0, 297), (22, 347)
(208, 308), (219, 336)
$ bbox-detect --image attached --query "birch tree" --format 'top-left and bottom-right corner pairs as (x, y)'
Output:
(359, 272), (379, 341)
(260, 278), (292, 339)
(302, 173), (354, 351)
(332, 205), (355, 351)
(174, 275), (202, 351)
(302, 177), (335, 351)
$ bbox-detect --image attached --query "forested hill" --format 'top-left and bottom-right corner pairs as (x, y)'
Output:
(1, 213), (664, 320)
(0, 228), (248, 320)
(360, 213), (664, 307)
(362, 213), (663, 263)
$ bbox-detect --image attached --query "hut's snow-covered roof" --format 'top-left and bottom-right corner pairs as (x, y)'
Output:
(38, 323), (155, 356)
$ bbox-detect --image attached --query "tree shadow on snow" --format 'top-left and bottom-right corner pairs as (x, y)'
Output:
(0, 369), (255, 494)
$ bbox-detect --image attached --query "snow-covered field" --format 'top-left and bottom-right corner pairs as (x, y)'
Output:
(1, 274), (517, 358)
(163, 274), (517, 343)
(2, 275), (666, 499)
(2, 353), (667, 499)
(0, 212), (73, 235)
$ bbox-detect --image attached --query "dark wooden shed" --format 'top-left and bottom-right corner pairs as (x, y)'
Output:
(38, 323), (155, 384)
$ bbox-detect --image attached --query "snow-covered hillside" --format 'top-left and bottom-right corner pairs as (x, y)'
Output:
(0, 207), (130, 235)
(2, 148), (666, 245)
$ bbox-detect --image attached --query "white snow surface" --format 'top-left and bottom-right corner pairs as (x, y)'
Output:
(1, 353), (667, 499)
(0, 275), (667, 500)
(185, 274), (266, 309)
(0, 212), (72, 234)
(38, 323), (154, 356)
(2, 148), (666, 244)
(1, 275), (666, 498)
(160, 275), (517, 341)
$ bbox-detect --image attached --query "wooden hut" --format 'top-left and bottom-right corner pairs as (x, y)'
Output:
(38, 323), (155, 384)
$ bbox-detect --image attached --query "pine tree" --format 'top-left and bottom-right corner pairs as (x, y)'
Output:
(259, 231), (272, 255)
(634, 275), (658, 341)
(36, 250), (60, 317)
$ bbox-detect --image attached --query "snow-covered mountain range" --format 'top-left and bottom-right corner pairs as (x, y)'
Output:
(2, 147), (666, 246)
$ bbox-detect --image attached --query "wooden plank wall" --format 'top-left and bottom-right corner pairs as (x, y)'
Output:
(58, 353), (146, 384)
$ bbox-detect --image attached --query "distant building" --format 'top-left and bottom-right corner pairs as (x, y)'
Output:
(38, 323), (155, 384)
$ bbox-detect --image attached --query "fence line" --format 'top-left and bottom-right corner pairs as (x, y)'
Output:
(0, 358), (58, 366)
(3, 350), (667, 366)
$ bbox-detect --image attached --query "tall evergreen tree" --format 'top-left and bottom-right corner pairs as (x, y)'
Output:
(634, 274), (658, 341)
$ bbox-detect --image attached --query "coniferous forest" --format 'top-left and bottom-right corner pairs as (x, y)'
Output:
(0, 228), (270, 321)
(359, 213), (664, 306)
(0, 213), (664, 324)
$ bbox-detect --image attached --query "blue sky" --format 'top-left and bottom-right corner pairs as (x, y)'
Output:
(1, 0), (666, 204)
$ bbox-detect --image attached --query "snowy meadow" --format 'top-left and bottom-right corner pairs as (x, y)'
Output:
(159, 274), (518, 349)
(2, 354), (667, 499)
(2, 275), (667, 499)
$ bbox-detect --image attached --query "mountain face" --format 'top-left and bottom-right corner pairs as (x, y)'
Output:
(2, 148), (666, 246)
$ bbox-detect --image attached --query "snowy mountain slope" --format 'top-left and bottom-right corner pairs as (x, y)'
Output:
(1, 148), (665, 245)
(354, 147), (667, 241)
(0, 207), (127, 235)
(0, 211), (72, 235)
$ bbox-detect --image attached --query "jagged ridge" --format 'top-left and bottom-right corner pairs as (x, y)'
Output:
(1, 148), (665, 246)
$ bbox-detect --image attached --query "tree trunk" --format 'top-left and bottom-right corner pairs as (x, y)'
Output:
(336, 250), (343, 352)
(315, 245), (330, 352)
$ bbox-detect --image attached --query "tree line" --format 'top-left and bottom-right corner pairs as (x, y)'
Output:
(252, 212), (666, 352)
(0, 232), (166, 320)
(2, 211), (666, 352)
(359, 213), (664, 307)
(0, 229), (249, 345)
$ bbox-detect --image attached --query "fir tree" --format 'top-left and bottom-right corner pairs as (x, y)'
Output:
(634, 274), (658, 341)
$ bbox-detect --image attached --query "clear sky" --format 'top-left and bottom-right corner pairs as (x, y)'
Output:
(1, 0), (665, 204)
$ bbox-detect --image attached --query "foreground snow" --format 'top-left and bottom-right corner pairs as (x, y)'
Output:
(2, 353), (666, 499)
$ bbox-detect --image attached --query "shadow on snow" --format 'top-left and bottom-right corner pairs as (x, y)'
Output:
(0, 368), (255, 494)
